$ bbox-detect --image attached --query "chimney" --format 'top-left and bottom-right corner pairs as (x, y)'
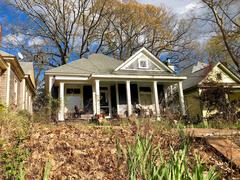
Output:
(167, 58), (175, 71)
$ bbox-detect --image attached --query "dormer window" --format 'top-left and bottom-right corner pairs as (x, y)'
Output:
(138, 59), (148, 69)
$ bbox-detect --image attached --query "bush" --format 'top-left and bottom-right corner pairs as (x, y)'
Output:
(1, 146), (29, 179)
(0, 108), (31, 144)
(33, 97), (60, 123)
(0, 105), (32, 179)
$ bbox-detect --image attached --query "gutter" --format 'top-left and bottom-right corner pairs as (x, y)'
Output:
(25, 75), (36, 95)
(0, 55), (8, 70)
(89, 74), (187, 80)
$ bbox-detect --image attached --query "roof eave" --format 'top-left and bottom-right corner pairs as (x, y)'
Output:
(90, 74), (187, 80)
(45, 71), (90, 76)
(0, 55), (8, 70)
(3, 56), (25, 80)
(25, 75), (36, 95)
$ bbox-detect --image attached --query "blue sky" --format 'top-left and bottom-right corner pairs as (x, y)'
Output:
(0, 2), (29, 54)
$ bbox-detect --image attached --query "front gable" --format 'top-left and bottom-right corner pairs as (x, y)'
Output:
(114, 48), (174, 74)
(201, 63), (240, 85)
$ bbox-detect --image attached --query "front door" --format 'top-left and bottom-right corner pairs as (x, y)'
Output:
(100, 87), (111, 117)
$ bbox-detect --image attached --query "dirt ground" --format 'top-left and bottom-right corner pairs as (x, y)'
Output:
(9, 122), (240, 179)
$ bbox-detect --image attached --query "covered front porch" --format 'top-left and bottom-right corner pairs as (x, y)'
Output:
(48, 75), (186, 121)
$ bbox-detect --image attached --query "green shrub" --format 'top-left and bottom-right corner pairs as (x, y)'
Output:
(0, 105), (31, 179)
(0, 145), (29, 179)
(117, 135), (218, 180)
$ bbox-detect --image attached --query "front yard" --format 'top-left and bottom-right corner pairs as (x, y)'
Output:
(1, 114), (240, 179)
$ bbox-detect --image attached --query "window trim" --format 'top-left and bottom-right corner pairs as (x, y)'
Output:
(66, 88), (81, 95)
(138, 59), (149, 69)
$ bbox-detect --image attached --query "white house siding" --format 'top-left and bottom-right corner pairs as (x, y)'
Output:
(64, 84), (83, 113)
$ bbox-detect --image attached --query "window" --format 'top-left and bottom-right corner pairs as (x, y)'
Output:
(138, 59), (148, 69)
(139, 87), (151, 92)
(66, 88), (80, 95)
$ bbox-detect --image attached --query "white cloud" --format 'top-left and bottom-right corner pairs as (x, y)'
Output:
(28, 36), (45, 46)
(180, 2), (202, 14)
(3, 33), (25, 45)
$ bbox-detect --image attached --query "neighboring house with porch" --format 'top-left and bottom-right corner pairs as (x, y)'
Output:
(181, 61), (240, 120)
(0, 50), (35, 114)
(45, 48), (187, 121)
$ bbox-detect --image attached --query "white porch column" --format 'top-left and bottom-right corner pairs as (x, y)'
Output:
(115, 83), (119, 115)
(48, 76), (53, 97)
(58, 82), (65, 121)
(126, 80), (132, 116)
(178, 81), (186, 115)
(108, 86), (112, 117)
(153, 81), (160, 120)
(95, 80), (100, 114)
(163, 85), (168, 105)
(92, 83), (96, 115)
(170, 85), (173, 95)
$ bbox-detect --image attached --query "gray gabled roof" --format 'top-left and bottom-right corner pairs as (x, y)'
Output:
(46, 54), (123, 75)
(181, 61), (240, 91)
(19, 62), (36, 88)
(181, 63), (211, 90)
(19, 62), (33, 75)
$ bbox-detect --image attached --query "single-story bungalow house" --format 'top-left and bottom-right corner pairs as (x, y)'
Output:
(182, 61), (240, 120)
(0, 50), (35, 114)
(45, 48), (187, 121)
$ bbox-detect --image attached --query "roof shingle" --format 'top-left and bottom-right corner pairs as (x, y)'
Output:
(46, 54), (123, 75)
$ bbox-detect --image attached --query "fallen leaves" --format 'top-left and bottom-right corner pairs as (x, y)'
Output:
(1, 121), (240, 179)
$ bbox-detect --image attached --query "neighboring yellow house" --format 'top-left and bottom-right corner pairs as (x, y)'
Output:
(181, 61), (240, 120)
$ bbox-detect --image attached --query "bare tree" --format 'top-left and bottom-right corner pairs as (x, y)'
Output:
(5, 0), (92, 66)
(200, 0), (240, 71)
(76, 0), (115, 58)
(99, 1), (194, 62)
(3, 0), (194, 64)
